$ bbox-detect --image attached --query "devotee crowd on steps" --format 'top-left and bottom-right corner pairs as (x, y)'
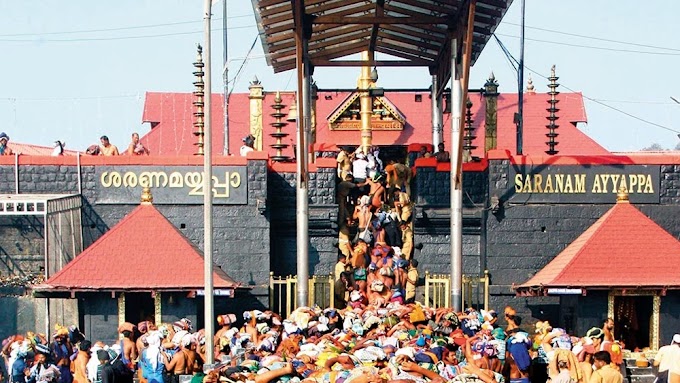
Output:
(1, 308), (678, 383)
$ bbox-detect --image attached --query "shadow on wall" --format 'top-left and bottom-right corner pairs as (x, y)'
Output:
(80, 199), (109, 249)
(0, 297), (18, 339)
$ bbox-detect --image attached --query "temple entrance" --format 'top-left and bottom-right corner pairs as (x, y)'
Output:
(124, 293), (155, 324)
(614, 295), (653, 351)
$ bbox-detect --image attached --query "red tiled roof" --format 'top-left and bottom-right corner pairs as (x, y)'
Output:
(39, 203), (238, 291)
(517, 200), (680, 292)
(9, 142), (79, 156)
(140, 90), (609, 158)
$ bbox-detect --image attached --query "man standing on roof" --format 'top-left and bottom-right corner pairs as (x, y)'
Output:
(240, 135), (255, 156)
(99, 136), (119, 156)
(126, 133), (149, 155)
(0, 133), (13, 156)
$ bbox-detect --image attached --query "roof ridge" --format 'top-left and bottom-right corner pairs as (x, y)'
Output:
(46, 204), (144, 281)
(548, 205), (618, 283)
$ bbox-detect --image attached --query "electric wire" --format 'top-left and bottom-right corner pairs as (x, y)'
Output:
(502, 21), (680, 53)
(0, 26), (258, 42)
(0, 15), (252, 37)
(493, 35), (680, 135)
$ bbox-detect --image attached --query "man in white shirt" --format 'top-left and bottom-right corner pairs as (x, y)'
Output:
(654, 334), (680, 382)
(352, 151), (369, 183)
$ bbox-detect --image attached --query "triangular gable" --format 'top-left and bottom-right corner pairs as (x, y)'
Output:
(38, 203), (239, 291)
(517, 199), (680, 294)
(326, 92), (406, 131)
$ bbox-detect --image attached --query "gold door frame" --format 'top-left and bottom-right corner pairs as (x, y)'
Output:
(607, 290), (660, 350)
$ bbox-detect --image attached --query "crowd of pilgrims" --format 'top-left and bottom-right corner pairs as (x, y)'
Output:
(0, 306), (637, 383)
(334, 146), (417, 305)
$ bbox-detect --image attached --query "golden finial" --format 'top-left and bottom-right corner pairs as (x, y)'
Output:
(616, 186), (629, 203)
(526, 74), (535, 93)
(141, 187), (153, 204)
(551, 64), (556, 77)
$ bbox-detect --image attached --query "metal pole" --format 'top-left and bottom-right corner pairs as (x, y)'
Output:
(449, 38), (463, 311)
(202, 0), (215, 366)
(516, 0), (525, 155)
(44, 211), (50, 336)
(431, 75), (442, 149)
(294, 0), (309, 308)
(14, 152), (19, 194)
(222, 0), (229, 155)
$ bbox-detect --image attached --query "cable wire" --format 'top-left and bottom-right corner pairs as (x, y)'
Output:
(496, 32), (680, 56)
(493, 35), (680, 135)
(0, 26), (258, 42)
(502, 21), (680, 53)
(0, 15), (252, 37)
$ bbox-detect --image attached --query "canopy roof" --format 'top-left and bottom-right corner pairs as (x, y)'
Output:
(252, 0), (513, 75)
(516, 194), (680, 295)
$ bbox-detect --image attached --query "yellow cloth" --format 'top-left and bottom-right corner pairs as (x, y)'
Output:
(405, 267), (418, 300)
(335, 262), (347, 281)
(589, 364), (623, 383)
(549, 349), (582, 383)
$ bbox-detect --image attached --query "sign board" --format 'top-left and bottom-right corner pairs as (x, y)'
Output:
(508, 165), (660, 204)
(547, 288), (584, 295)
(95, 166), (248, 205)
(196, 289), (233, 297)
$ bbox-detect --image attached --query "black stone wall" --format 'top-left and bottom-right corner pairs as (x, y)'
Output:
(0, 216), (45, 276)
(268, 168), (337, 277)
(415, 167), (487, 207)
(161, 293), (198, 327)
(80, 293), (119, 344)
(660, 291), (680, 345)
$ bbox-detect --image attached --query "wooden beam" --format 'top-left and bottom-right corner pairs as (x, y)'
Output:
(391, 0), (457, 14)
(375, 45), (435, 63)
(270, 25), (369, 51)
(266, 3), (374, 36)
(378, 30), (441, 52)
(380, 24), (447, 42)
(378, 39), (439, 59)
(368, 0), (385, 53)
(271, 29), (370, 60)
(455, 0), (476, 174)
(312, 59), (428, 67)
(312, 15), (449, 24)
(312, 39), (368, 59)
(384, 3), (447, 20)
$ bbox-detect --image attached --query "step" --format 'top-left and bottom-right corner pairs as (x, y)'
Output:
(627, 367), (654, 374)
(629, 375), (656, 383)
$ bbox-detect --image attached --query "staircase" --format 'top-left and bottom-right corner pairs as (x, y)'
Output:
(624, 358), (657, 383)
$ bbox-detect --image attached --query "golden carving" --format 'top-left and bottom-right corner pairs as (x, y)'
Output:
(652, 295), (660, 350)
(154, 292), (162, 325)
(327, 93), (406, 131)
(249, 78), (264, 151)
(141, 187), (153, 204)
(616, 186), (630, 203)
(118, 293), (125, 338)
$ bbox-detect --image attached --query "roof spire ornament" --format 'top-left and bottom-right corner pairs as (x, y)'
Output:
(141, 187), (153, 204)
(192, 44), (206, 156)
(545, 65), (560, 155)
(270, 91), (290, 162)
(616, 186), (630, 203)
(463, 98), (477, 161)
(526, 74), (535, 93)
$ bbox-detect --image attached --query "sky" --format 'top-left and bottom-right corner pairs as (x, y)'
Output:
(2, 1), (680, 153)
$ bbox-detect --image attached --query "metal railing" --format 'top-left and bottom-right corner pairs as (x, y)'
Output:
(424, 270), (490, 310)
(270, 270), (489, 316)
(269, 272), (335, 318)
